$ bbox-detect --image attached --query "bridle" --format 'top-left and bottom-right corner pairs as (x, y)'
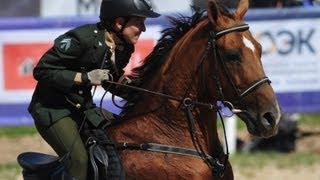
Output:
(199, 24), (271, 110)
(181, 23), (272, 177)
(100, 23), (271, 179)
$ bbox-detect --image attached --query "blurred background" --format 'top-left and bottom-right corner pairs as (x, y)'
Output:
(0, 0), (320, 179)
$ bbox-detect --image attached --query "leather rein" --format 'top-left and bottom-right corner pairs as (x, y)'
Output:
(100, 24), (271, 178)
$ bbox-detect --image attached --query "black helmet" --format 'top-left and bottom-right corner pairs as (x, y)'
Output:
(100, 0), (161, 20)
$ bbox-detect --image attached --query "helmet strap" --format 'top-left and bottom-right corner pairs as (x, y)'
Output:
(115, 17), (130, 42)
(103, 17), (131, 43)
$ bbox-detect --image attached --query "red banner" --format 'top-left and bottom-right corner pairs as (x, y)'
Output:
(3, 43), (51, 90)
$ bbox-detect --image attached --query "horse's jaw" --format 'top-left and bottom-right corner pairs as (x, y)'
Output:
(237, 101), (282, 138)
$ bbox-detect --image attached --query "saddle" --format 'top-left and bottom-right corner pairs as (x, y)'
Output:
(17, 129), (125, 180)
(17, 152), (75, 180)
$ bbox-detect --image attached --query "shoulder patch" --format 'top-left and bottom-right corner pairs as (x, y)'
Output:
(60, 38), (71, 51)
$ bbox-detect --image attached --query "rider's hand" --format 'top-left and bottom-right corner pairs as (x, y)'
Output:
(87, 69), (110, 85)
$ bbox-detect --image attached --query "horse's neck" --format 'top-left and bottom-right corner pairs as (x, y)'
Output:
(126, 20), (214, 124)
(159, 26), (208, 98)
(122, 20), (222, 149)
(127, 39), (203, 117)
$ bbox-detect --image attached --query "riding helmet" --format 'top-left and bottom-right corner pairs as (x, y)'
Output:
(100, 0), (161, 20)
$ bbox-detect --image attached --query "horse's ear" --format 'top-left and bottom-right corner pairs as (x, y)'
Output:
(235, 0), (249, 20)
(207, 0), (220, 23)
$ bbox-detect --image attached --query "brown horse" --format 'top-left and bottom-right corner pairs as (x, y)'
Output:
(106, 0), (282, 179)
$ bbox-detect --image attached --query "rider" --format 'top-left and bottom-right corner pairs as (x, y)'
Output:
(28, 0), (160, 179)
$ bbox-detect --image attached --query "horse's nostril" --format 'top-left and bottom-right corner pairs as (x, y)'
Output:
(262, 112), (275, 128)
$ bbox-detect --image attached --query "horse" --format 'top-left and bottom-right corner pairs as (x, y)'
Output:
(17, 0), (282, 179)
(104, 0), (282, 179)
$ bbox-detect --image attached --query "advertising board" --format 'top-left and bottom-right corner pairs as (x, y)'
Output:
(0, 8), (319, 126)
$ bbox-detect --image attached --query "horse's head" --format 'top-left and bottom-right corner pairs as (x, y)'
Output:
(204, 0), (282, 138)
(131, 0), (281, 138)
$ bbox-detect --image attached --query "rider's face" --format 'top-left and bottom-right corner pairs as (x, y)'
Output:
(116, 16), (146, 44)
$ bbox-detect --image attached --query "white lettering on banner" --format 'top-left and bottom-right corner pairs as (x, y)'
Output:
(250, 18), (320, 93)
(19, 58), (34, 76)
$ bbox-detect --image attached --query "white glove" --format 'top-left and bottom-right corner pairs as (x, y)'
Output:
(87, 69), (110, 85)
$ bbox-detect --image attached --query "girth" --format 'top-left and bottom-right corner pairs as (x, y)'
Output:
(114, 142), (225, 175)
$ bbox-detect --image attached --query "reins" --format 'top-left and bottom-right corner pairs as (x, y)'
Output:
(100, 23), (271, 178)
(102, 80), (218, 109)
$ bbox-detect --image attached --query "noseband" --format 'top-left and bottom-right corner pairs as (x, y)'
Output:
(200, 24), (271, 106)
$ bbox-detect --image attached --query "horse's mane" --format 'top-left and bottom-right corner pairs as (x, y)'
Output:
(121, 4), (232, 112)
(135, 4), (232, 84)
(135, 8), (206, 82)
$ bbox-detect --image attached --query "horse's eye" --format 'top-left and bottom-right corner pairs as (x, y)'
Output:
(224, 51), (241, 62)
